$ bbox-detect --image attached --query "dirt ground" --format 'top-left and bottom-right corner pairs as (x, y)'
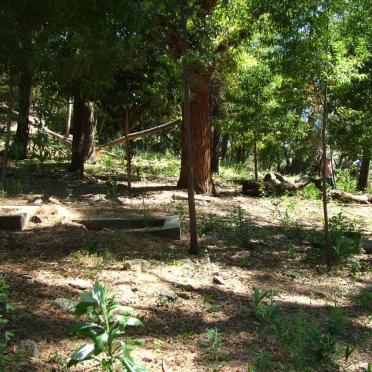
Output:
(0, 163), (371, 371)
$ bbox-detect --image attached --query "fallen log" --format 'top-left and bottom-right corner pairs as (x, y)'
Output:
(242, 173), (311, 196)
(329, 190), (372, 204)
(241, 173), (372, 204)
(97, 118), (181, 150)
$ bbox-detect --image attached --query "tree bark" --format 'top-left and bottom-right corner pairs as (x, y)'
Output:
(177, 71), (213, 194)
(69, 96), (96, 175)
(357, 147), (370, 191)
(181, 0), (199, 255)
(14, 69), (32, 159)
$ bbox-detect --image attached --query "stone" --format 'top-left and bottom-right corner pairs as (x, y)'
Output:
(176, 291), (191, 300)
(18, 273), (35, 280)
(19, 339), (38, 359)
(54, 298), (77, 313)
(213, 276), (225, 285)
(68, 279), (92, 290)
(123, 259), (150, 272)
(30, 215), (42, 224)
(177, 258), (194, 266)
(161, 291), (177, 302)
(0, 213), (27, 230)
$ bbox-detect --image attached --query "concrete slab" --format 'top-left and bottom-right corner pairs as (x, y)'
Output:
(0, 213), (28, 230)
(147, 215), (181, 240)
(73, 217), (164, 230)
(73, 215), (181, 240)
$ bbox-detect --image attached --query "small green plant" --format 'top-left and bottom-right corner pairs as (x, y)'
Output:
(202, 327), (229, 364)
(68, 282), (145, 371)
(0, 186), (7, 198)
(229, 206), (250, 247)
(198, 213), (224, 236)
(327, 303), (347, 336)
(344, 345), (356, 362)
(254, 351), (274, 371)
(356, 288), (372, 312)
(350, 259), (362, 280)
(251, 288), (279, 323)
(106, 171), (119, 198)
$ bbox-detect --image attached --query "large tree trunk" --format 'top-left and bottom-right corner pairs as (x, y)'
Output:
(69, 96), (95, 175)
(357, 147), (370, 191)
(211, 126), (220, 174)
(177, 71), (213, 194)
(14, 69), (32, 159)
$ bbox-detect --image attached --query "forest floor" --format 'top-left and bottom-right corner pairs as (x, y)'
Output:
(0, 159), (371, 371)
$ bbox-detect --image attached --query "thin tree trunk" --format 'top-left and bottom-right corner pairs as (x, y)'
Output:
(357, 147), (370, 190)
(220, 134), (229, 160)
(177, 70), (213, 194)
(124, 106), (131, 188)
(2, 84), (14, 184)
(253, 140), (258, 182)
(321, 79), (332, 269)
(64, 98), (73, 138)
(181, 0), (199, 255)
(15, 69), (32, 159)
(69, 96), (95, 175)
(211, 126), (220, 174)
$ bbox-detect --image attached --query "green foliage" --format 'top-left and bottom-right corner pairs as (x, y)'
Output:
(336, 169), (356, 192)
(356, 288), (372, 312)
(329, 212), (363, 261)
(302, 183), (322, 200)
(68, 282), (144, 371)
(248, 288), (352, 370)
(253, 351), (274, 371)
(0, 279), (14, 369)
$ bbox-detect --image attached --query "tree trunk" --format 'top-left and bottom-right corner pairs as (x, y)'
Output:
(321, 79), (332, 269)
(220, 134), (229, 160)
(69, 96), (95, 175)
(253, 141), (258, 182)
(14, 69), (32, 159)
(211, 126), (220, 174)
(64, 97), (73, 138)
(181, 0), (199, 255)
(177, 71), (213, 194)
(357, 148), (370, 191)
(2, 83), (14, 184)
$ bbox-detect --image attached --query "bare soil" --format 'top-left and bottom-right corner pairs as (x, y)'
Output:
(0, 163), (371, 371)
